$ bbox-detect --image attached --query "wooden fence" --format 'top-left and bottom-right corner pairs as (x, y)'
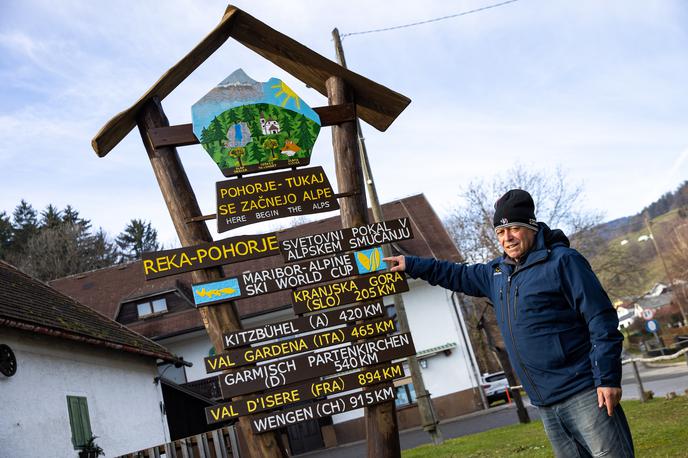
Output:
(116, 426), (240, 458)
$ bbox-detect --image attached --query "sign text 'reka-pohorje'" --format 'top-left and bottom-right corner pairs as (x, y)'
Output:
(205, 363), (403, 424)
(141, 233), (279, 280)
(291, 271), (409, 315)
(217, 166), (338, 232)
(251, 385), (396, 433)
(279, 217), (413, 262)
(218, 332), (415, 398)
(205, 317), (395, 372)
(221, 301), (385, 349)
(191, 247), (386, 306)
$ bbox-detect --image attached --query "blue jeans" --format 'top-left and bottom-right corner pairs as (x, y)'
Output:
(538, 388), (634, 457)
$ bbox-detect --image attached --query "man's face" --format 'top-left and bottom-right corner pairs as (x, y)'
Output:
(496, 225), (536, 261)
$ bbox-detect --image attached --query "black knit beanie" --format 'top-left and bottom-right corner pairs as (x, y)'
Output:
(493, 189), (538, 231)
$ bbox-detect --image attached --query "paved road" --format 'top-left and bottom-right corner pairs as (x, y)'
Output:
(300, 362), (688, 457)
(300, 403), (539, 458)
(621, 360), (688, 399)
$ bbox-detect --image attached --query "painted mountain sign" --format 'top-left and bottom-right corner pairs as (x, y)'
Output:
(278, 217), (413, 262)
(216, 166), (339, 232)
(191, 247), (387, 306)
(191, 69), (320, 177)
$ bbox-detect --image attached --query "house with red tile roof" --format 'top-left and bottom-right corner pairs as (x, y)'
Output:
(0, 260), (183, 457)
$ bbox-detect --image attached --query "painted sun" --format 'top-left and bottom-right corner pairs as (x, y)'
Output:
(271, 81), (301, 109)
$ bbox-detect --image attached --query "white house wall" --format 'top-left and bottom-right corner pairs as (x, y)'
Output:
(0, 327), (168, 457)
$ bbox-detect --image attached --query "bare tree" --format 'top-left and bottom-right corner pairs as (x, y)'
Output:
(15, 223), (118, 281)
(445, 165), (601, 264)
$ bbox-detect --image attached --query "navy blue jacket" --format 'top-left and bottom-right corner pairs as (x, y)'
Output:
(405, 223), (622, 406)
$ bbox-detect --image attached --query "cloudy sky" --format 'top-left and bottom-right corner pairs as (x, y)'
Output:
(1, 0), (686, 247)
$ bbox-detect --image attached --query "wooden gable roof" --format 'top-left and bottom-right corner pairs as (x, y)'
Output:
(0, 261), (181, 364)
(51, 194), (460, 340)
(92, 5), (411, 157)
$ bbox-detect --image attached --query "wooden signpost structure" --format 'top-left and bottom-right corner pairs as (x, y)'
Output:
(93, 5), (410, 458)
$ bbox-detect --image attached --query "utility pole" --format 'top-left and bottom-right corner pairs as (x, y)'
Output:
(326, 74), (401, 457)
(644, 212), (688, 323)
(332, 28), (443, 446)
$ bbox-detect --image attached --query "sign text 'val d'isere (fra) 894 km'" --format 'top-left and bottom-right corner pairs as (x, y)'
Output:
(136, 68), (417, 435)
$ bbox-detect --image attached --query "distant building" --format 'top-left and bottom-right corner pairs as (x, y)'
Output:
(51, 195), (485, 455)
(0, 261), (182, 457)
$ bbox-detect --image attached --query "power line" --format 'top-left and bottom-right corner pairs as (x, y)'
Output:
(340, 0), (520, 39)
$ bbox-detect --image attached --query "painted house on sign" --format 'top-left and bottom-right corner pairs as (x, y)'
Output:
(0, 261), (184, 457)
(51, 195), (486, 455)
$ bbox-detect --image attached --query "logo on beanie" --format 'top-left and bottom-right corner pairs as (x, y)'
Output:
(500, 218), (508, 224)
(529, 218), (537, 226)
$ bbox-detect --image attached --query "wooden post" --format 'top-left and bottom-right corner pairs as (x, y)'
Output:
(326, 76), (401, 457)
(332, 27), (444, 445)
(631, 360), (646, 402)
(136, 97), (285, 458)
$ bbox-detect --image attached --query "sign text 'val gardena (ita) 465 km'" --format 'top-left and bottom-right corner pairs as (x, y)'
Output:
(135, 68), (417, 434)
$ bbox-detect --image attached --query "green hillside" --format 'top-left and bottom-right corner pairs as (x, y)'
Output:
(589, 207), (686, 300)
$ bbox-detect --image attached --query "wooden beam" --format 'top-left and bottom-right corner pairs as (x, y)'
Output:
(326, 75), (400, 457)
(137, 98), (286, 458)
(92, 6), (409, 157)
(148, 103), (356, 149)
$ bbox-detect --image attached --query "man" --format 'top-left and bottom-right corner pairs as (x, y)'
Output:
(385, 189), (634, 457)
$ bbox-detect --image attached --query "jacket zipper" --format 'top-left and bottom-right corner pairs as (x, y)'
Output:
(513, 286), (519, 321)
(506, 274), (543, 403)
(499, 287), (504, 323)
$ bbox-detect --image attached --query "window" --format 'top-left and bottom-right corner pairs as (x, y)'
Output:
(395, 383), (417, 408)
(66, 396), (92, 449)
(137, 298), (168, 318)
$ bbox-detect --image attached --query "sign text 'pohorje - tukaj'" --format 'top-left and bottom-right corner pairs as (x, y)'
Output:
(216, 166), (338, 232)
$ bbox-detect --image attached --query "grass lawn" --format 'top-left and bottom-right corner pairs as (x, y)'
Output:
(403, 395), (688, 457)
